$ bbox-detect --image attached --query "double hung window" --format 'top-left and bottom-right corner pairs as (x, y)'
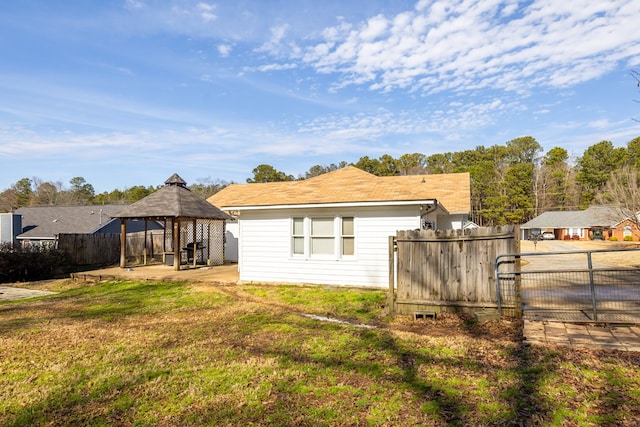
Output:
(341, 217), (354, 256)
(292, 217), (305, 255)
(292, 216), (354, 257)
(311, 218), (334, 255)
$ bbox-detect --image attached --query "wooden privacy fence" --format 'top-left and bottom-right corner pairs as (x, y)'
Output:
(58, 232), (165, 266)
(390, 226), (518, 316)
(126, 232), (165, 262)
(58, 233), (120, 266)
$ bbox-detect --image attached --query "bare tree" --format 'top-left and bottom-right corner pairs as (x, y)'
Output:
(32, 178), (63, 206)
(0, 189), (17, 212)
(596, 164), (640, 230)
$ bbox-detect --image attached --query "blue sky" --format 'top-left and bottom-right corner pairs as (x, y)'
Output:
(1, 0), (639, 193)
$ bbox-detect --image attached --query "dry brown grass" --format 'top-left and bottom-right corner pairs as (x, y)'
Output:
(521, 240), (640, 268)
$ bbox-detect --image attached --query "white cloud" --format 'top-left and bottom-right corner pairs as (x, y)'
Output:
(196, 2), (217, 22)
(587, 119), (610, 130)
(294, 97), (515, 144)
(124, 0), (145, 10)
(298, 0), (640, 96)
(256, 24), (290, 54)
(217, 43), (232, 57)
(359, 15), (388, 41)
(256, 63), (298, 72)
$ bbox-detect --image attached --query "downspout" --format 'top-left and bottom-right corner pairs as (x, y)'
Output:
(420, 200), (438, 229)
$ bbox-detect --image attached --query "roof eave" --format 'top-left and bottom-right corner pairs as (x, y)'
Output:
(16, 235), (56, 240)
(221, 199), (440, 211)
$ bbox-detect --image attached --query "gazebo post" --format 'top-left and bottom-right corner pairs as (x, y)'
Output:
(207, 222), (212, 265)
(120, 218), (127, 268)
(162, 219), (167, 264)
(143, 219), (148, 265)
(173, 218), (181, 271)
(192, 219), (197, 267)
(221, 221), (225, 263)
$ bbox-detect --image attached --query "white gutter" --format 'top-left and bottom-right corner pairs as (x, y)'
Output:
(220, 199), (438, 211)
(16, 236), (56, 240)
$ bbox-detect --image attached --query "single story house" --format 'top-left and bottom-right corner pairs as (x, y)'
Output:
(521, 205), (639, 241)
(13, 204), (162, 247)
(208, 166), (471, 288)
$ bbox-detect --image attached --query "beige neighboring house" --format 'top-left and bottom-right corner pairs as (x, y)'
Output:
(208, 166), (471, 288)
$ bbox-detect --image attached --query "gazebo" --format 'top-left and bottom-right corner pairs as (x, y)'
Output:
(114, 173), (232, 270)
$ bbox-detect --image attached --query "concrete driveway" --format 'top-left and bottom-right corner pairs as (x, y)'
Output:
(1, 263), (239, 302)
(524, 320), (640, 352)
(0, 286), (57, 301)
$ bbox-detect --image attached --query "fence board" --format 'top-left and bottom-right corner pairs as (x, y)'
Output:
(58, 224), (224, 268)
(58, 233), (120, 266)
(393, 226), (517, 315)
(58, 231), (167, 267)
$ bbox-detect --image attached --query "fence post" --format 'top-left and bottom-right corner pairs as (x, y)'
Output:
(495, 255), (503, 315)
(514, 255), (522, 319)
(587, 251), (598, 321)
(386, 235), (396, 314)
(120, 220), (127, 268)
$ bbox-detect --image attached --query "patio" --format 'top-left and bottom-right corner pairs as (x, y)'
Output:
(70, 262), (239, 283)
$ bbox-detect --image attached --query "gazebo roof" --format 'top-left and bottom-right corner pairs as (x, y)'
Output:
(114, 173), (232, 220)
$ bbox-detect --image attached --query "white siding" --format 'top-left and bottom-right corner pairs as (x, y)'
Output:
(237, 206), (421, 288)
(224, 220), (239, 262)
(437, 213), (466, 230)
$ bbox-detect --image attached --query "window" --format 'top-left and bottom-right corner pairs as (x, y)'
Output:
(292, 216), (355, 257)
(311, 217), (334, 255)
(566, 228), (584, 239)
(341, 217), (354, 256)
(292, 217), (304, 255)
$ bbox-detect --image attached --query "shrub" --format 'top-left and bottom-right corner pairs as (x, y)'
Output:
(624, 235), (634, 241)
(0, 243), (71, 284)
(610, 236), (618, 241)
(571, 235), (580, 240)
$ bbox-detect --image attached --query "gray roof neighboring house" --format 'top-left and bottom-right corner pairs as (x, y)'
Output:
(15, 204), (159, 240)
(114, 173), (231, 221)
(16, 204), (125, 240)
(522, 206), (626, 229)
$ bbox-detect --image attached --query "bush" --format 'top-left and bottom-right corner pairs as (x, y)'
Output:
(610, 236), (618, 241)
(624, 235), (634, 241)
(0, 243), (71, 284)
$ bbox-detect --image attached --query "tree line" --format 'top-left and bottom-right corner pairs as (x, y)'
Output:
(2, 135), (639, 226)
(0, 176), (229, 212)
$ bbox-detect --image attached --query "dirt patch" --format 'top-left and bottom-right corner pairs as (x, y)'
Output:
(390, 311), (523, 341)
(71, 262), (240, 283)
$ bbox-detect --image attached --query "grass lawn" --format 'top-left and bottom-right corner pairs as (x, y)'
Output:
(1, 279), (639, 426)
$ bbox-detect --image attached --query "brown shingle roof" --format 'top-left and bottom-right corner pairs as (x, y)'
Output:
(115, 174), (231, 220)
(208, 166), (470, 213)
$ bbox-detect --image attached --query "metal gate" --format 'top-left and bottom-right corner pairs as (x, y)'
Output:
(496, 248), (640, 323)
